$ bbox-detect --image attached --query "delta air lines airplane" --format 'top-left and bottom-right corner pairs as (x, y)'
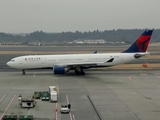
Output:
(7, 30), (153, 75)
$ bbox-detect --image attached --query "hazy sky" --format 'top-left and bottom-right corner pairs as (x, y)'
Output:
(0, 0), (160, 33)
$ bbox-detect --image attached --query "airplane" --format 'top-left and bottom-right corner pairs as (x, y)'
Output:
(7, 30), (153, 75)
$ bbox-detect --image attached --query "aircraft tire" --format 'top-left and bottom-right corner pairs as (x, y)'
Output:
(75, 70), (80, 75)
(22, 70), (26, 75)
(80, 70), (85, 75)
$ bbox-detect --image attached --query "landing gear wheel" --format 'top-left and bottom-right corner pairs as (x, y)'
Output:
(75, 70), (80, 75)
(75, 69), (85, 75)
(22, 70), (26, 75)
(80, 70), (85, 75)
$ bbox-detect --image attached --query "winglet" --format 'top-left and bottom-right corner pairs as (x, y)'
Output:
(93, 51), (98, 54)
(123, 30), (153, 53)
(106, 58), (114, 62)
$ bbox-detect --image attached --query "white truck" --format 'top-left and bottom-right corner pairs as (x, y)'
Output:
(60, 105), (70, 114)
(49, 86), (58, 102)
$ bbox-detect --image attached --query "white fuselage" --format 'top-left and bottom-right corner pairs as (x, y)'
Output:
(7, 53), (138, 70)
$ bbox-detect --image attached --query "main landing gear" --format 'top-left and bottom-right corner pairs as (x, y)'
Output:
(22, 69), (26, 75)
(75, 69), (85, 75)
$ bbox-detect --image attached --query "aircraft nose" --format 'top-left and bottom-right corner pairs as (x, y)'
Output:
(7, 61), (11, 66)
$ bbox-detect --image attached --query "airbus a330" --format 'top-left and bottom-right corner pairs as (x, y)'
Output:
(7, 30), (153, 75)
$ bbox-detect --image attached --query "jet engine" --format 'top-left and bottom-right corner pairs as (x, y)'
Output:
(53, 66), (69, 74)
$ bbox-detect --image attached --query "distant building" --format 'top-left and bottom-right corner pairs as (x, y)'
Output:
(84, 39), (106, 44)
(73, 39), (106, 44)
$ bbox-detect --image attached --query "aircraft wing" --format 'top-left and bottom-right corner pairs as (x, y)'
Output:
(56, 58), (114, 67)
(56, 62), (103, 67)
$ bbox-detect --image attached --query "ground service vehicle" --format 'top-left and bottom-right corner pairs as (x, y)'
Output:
(33, 91), (41, 99)
(41, 91), (50, 101)
(49, 86), (58, 102)
(60, 105), (70, 114)
(19, 98), (36, 108)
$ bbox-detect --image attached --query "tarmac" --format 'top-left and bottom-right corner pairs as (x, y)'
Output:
(0, 70), (160, 120)
(0, 46), (160, 120)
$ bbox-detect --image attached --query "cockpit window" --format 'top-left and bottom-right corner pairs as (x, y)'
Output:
(11, 60), (15, 62)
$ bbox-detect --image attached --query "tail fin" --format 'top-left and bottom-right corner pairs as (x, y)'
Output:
(123, 30), (153, 53)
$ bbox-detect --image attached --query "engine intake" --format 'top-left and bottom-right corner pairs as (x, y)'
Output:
(53, 66), (69, 74)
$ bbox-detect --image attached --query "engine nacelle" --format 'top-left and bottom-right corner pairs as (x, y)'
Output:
(53, 66), (69, 74)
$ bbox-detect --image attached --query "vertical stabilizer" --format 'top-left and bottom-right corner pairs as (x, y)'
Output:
(123, 30), (153, 53)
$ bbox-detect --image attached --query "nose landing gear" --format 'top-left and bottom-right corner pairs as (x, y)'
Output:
(22, 70), (26, 75)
